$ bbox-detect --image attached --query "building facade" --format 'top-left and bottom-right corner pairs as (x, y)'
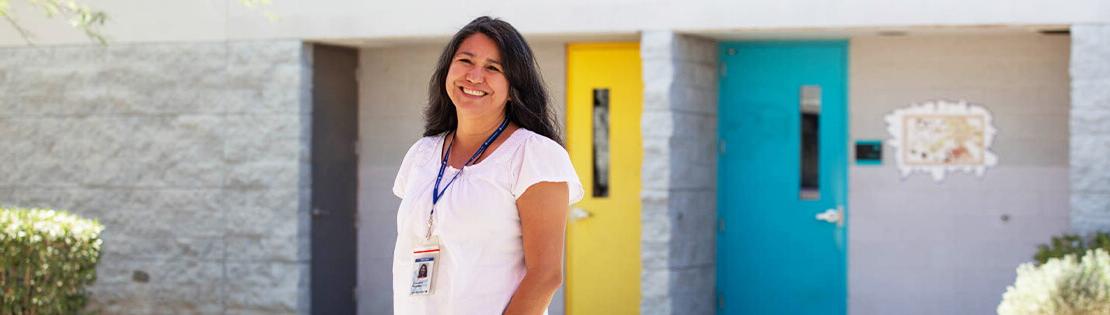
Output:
(1, 1), (1108, 314)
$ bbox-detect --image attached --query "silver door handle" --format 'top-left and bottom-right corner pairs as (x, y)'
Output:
(815, 206), (844, 227)
(571, 207), (592, 222)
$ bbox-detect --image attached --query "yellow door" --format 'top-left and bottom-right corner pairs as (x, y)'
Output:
(565, 43), (642, 315)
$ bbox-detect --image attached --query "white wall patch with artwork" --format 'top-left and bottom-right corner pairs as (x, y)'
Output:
(885, 100), (998, 181)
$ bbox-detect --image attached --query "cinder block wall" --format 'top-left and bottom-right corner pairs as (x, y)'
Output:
(639, 31), (718, 315)
(356, 41), (568, 315)
(1070, 25), (1110, 234)
(0, 41), (312, 314)
(848, 34), (1071, 315)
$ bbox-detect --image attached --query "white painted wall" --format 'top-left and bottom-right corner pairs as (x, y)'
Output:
(847, 33), (1071, 315)
(355, 40), (567, 315)
(2, 0), (1107, 46)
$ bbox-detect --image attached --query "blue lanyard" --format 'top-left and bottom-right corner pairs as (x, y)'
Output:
(431, 117), (510, 210)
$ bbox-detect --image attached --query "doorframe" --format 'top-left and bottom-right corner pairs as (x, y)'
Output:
(563, 42), (644, 315)
(309, 43), (360, 315)
(714, 39), (851, 315)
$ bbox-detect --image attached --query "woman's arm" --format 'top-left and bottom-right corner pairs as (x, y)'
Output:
(504, 181), (570, 315)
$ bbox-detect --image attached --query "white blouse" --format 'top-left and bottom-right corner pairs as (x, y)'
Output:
(392, 128), (584, 315)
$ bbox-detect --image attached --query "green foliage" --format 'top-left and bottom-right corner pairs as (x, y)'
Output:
(999, 249), (1110, 315)
(1035, 232), (1110, 265)
(239, 0), (278, 21)
(0, 0), (108, 45)
(1, 208), (104, 315)
(0, 0), (275, 45)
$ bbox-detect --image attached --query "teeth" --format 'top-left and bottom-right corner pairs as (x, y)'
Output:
(462, 87), (486, 96)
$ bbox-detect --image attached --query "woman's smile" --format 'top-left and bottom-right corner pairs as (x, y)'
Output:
(460, 86), (488, 97)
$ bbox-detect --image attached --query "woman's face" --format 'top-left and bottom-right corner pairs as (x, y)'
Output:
(445, 33), (510, 117)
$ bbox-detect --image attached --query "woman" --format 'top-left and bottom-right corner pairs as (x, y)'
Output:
(392, 16), (584, 315)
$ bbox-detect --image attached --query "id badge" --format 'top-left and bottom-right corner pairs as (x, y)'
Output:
(410, 237), (441, 296)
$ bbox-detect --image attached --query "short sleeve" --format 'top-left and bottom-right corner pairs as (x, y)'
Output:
(393, 138), (428, 199)
(510, 133), (585, 204)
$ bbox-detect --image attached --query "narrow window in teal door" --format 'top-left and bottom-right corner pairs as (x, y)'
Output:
(716, 41), (848, 315)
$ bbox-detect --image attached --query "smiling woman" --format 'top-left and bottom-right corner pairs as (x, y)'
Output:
(445, 33), (510, 118)
(390, 16), (584, 315)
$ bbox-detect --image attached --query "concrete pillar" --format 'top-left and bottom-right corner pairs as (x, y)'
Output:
(1070, 25), (1110, 234)
(639, 30), (719, 315)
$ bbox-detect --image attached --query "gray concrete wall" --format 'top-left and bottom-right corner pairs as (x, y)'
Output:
(1070, 24), (1110, 234)
(355, 41), (567, 315)
(0, 41), (312, 314)
(355, 44), (433, 315)
(848, 34), (1071, 315)
(639, 31), (718, 315)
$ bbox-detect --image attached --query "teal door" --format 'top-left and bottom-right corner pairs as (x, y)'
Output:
(717, 41), (848, 315)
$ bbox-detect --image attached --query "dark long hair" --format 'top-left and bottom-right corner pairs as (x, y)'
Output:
(424, 16), (562, 145)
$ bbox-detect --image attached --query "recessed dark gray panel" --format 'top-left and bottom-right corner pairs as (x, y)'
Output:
(592, 88), (610, 198)
(800, 85), (821, 200)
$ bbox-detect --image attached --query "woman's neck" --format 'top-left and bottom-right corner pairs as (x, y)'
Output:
(453, 112), (506, 148)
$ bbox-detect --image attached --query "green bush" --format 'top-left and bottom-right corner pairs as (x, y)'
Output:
(1034, 232), (1110, 265)
(1, 208), (104, 315)
(999, 249), (1110, 315)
